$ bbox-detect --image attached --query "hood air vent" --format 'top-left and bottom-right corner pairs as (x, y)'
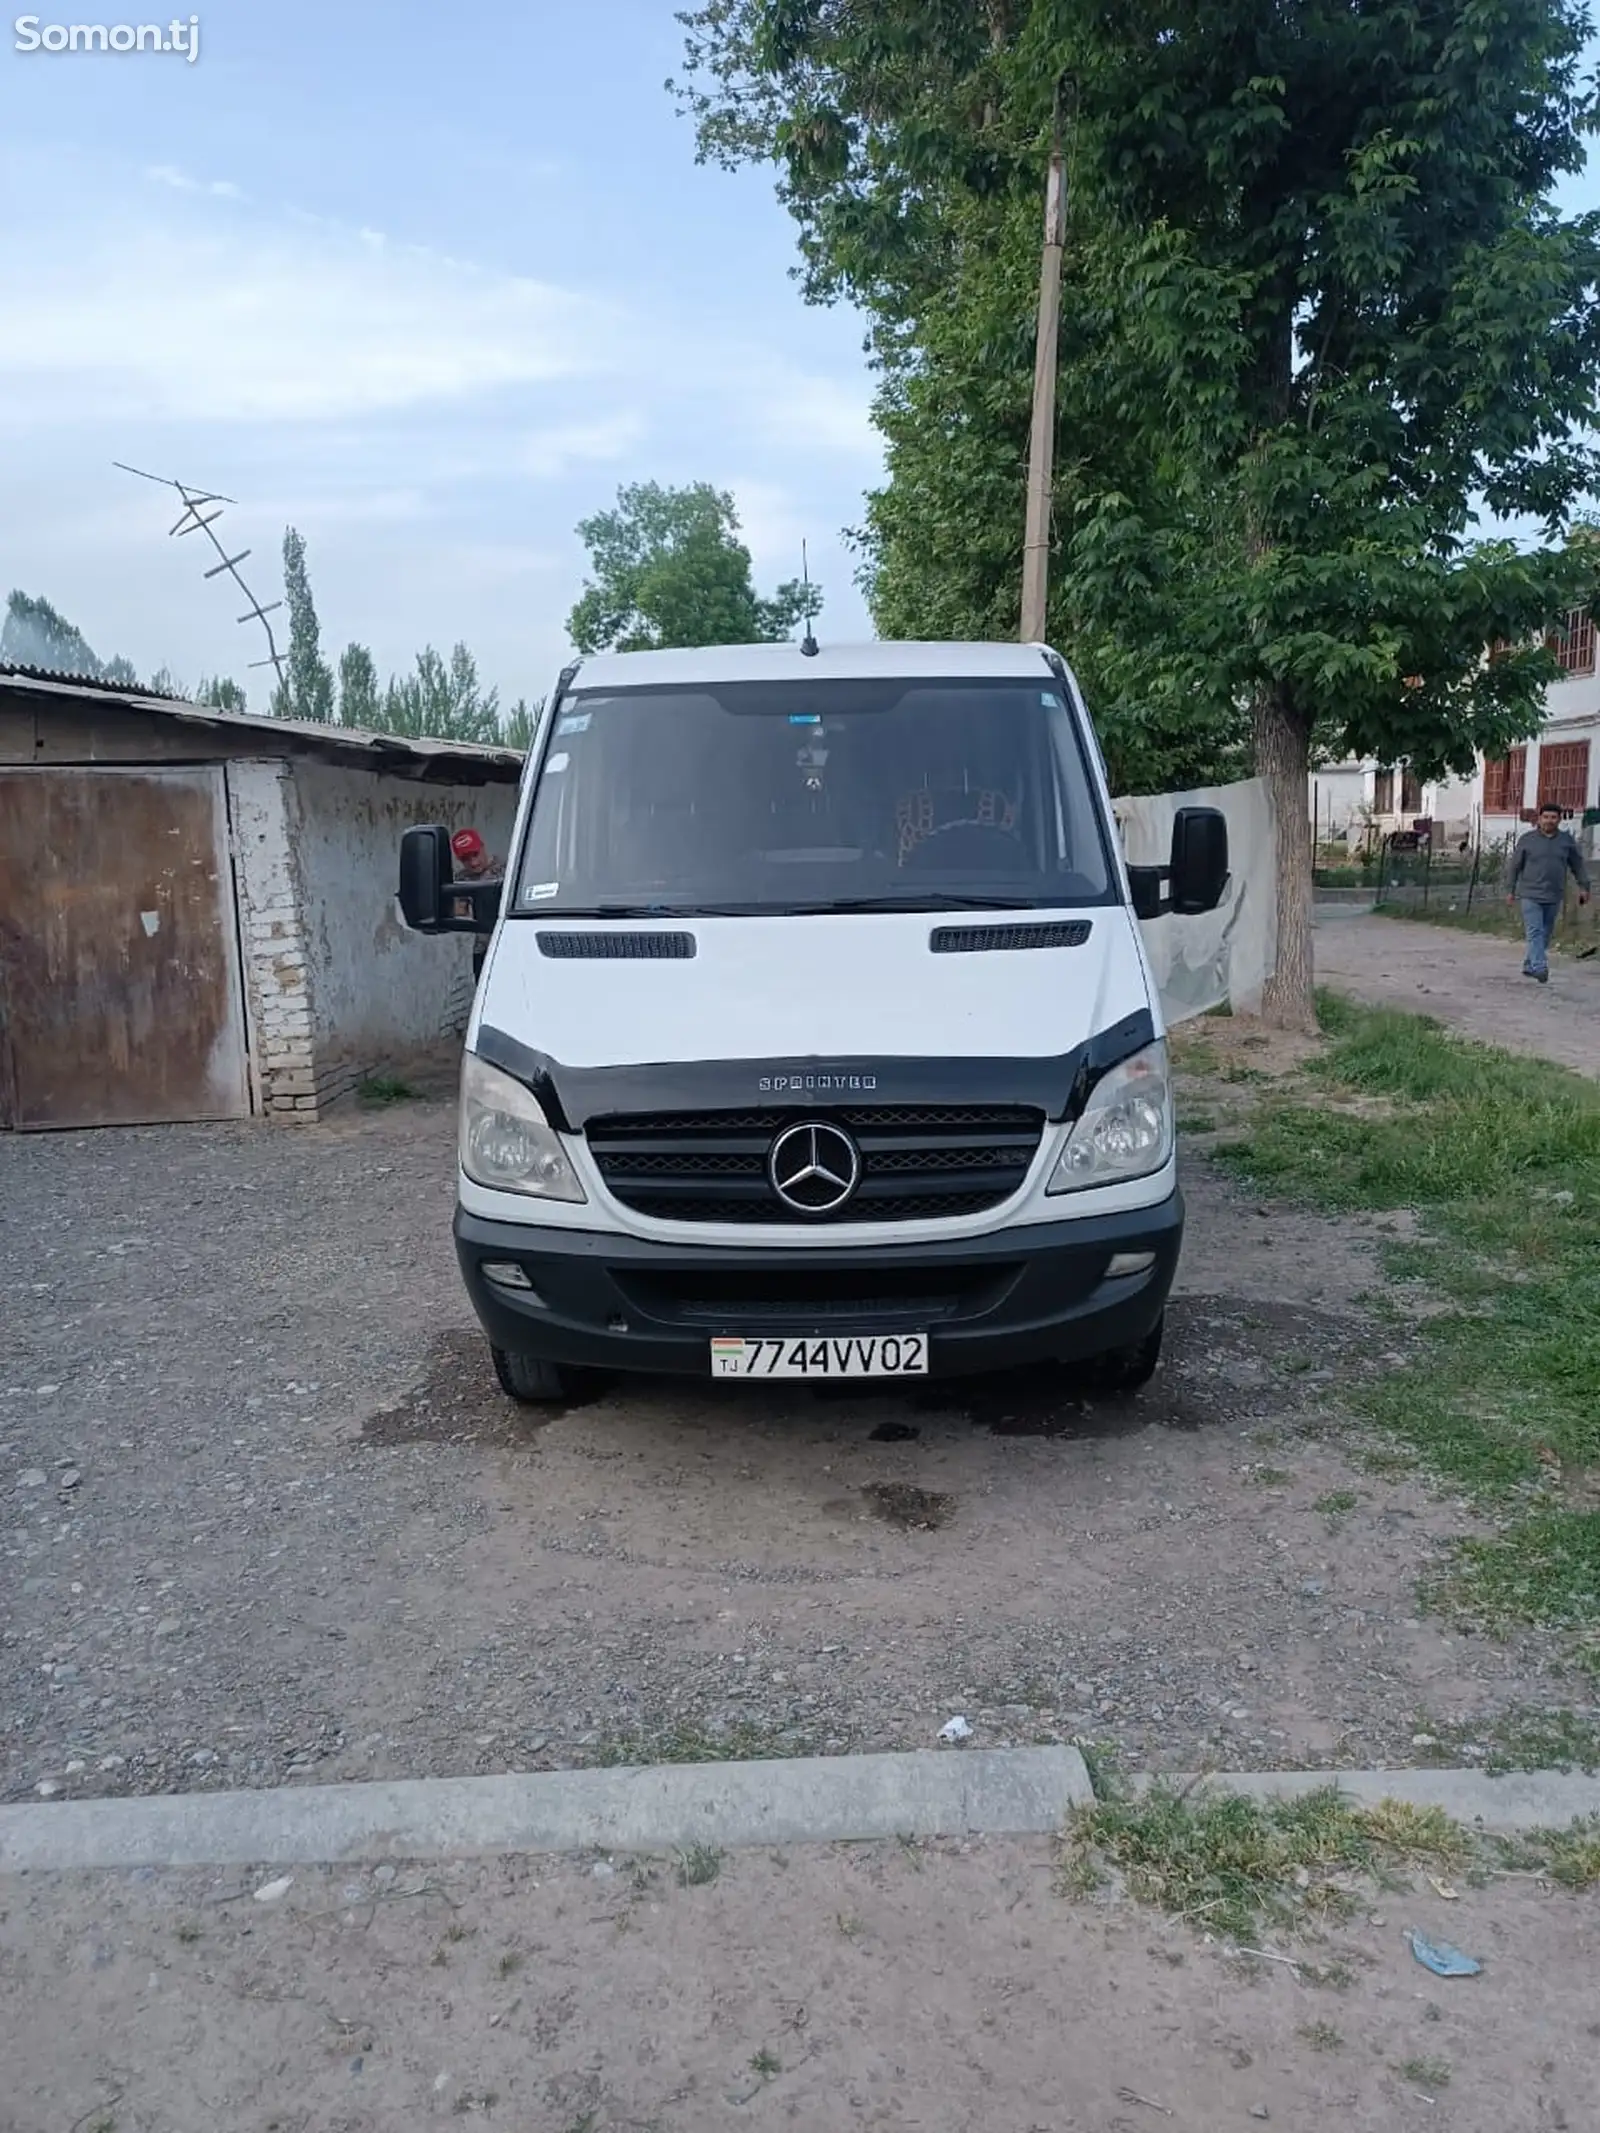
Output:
(537, 931), (697, 960)
(930, 921), (1092, 954)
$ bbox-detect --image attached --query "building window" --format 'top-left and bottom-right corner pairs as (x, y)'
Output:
(1483, 747), (1528, 815)
(1401, 769), (1422, 815)
(1537, 739), (1591, 818)
(1373, 768), (1394, 813)
(1546, 610), (1597, 675)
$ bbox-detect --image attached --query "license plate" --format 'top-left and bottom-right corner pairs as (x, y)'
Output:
(709, 1333), (928, 1379)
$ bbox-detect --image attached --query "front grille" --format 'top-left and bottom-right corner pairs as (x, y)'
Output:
(930, 921), (1092, 953)
(587, 1103), (1045, 1224)
(613, 1262), (1020, 1328)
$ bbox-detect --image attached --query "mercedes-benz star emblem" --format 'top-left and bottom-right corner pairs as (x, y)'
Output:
(767, 1120), (861, 1216)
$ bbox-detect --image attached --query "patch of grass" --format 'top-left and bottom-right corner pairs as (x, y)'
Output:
(1314, 1490), (1360, 1517)
(1220, 998), (1600, 1632)
(1170, 1032), (1221, 1074)
(1059, 1783), (1471, 1945)
(1245, 1465), (1294, 1489)
(452, 2093), (499, 2116)
(1441, 1515), (1600, 1632)
(1178, 1111), (1220, 1136)
(588, 1719), (797, 1767)
(1483, 1706), (1600, 1774)
(173, 1920), (202, 1944)
(1062, 1786), (1600, 1940)
(1300, 2021), (1344, 2052)
(1533, 1821), (1600, 1887)
(676, 1843), (724, 1888)
(1397, 2056), (1452, 2091)
(357, 1073), (420, 1106)
(496, 1950), (523, 1978)
(750, 2050), (782, 2079)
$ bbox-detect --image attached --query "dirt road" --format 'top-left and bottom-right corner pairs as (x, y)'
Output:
(5, 1839), (1592, 2133)
(1315, 911), (1600, 1076)
(0, 1045), (1566, 1806)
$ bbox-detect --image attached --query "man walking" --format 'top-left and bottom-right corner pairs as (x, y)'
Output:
(1506, 801), (1590, 983)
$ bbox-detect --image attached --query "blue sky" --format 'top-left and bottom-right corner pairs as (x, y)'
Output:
(5, 10), (1599, 716)
(0, 1), (881, 711)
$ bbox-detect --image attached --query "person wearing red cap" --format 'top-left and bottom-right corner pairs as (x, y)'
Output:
(450, 827), (499, 981)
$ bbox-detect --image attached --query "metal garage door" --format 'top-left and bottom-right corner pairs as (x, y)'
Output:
(0, 766), (250, 1129)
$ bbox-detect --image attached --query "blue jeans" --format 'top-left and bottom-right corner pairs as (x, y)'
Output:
(1521, 898), (1559, 976)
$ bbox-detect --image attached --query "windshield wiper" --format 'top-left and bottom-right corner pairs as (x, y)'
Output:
(520, 893), (1051, 919)
(523, 901), (775, 919)
(797, 893), (1044, 913)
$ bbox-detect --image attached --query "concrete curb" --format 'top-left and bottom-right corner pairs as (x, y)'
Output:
(1133, 1767), (1600, 1833)
(0, 1746), (1094, 1874)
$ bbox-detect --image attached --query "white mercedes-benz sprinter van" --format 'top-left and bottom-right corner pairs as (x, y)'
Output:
(398, 641), (1227, 1405)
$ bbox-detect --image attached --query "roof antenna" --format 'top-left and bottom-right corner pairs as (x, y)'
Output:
(799, 539), (820, 657)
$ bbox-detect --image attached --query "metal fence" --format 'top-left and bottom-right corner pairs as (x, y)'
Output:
(1372, 830), (1505, 911)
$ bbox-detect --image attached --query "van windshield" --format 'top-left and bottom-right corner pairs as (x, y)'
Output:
(511, 678), (1115, 916)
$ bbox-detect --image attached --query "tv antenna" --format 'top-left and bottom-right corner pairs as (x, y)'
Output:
(799, 538), (819, 657)
(114, 463), (286, 696)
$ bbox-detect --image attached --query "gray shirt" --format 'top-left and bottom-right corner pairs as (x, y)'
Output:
(1506, 827), (1590, 903)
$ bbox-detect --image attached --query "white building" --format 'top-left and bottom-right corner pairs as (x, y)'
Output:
(1310, 607), (1600, 850)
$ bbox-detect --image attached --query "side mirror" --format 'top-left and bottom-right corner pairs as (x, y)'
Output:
(399, 825), (452, 932)
(1168, 806), (1229, 915)
(1127, 806), (1229, 920)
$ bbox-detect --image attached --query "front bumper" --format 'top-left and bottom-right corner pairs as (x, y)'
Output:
(455, 1193), (1183, 1380)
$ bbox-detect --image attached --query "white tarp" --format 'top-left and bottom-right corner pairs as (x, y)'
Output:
(1113, 776), (1278, 1023)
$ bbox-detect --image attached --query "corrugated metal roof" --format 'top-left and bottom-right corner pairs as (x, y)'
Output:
(0, 662), (525, 780)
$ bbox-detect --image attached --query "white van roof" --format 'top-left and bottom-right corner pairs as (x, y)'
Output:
(567, 641), (1062, 690)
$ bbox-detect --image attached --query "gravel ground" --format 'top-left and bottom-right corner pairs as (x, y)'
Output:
(1315, 910), (1600, 1077)
(0, 1042), (1577, 1807)
(5, 1843), (1595, 2133)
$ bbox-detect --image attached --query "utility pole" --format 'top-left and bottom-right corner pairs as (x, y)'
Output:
(1020, 82), (1071, 644)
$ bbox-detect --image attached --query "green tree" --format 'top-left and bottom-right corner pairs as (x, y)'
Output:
(273, 526), (335, 724)
(196, 675), (246, 712)
(379, 642), (503, 743)
(338, 642), (382, 729)
(679, 1), (1600, 1027)
(102, 655), (141, 689)
(2, 590), (104, 676)
(147, 666), (186, 699)
(567, 480), (822, 652)
(500, 695), (542, 750)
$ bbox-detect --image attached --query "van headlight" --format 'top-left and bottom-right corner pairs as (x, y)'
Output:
(1047, 1040), (1173, 1192)
(459, 1053), (585, 1202)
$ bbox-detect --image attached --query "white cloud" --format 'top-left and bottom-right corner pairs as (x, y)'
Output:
(518, 413), (646, 479)
(146, 164), (245, 200)
(752, 366), (879, 463)
(0, 207), (616, 425)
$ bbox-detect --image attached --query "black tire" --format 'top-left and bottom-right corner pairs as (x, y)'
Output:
(491, 1346), (573, 1405)
(1083, 1312), (1164, 1394)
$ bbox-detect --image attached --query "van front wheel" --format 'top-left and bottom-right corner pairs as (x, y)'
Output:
(1083, 1314), (1164, 1395)
(491, 1346), (573, 1405)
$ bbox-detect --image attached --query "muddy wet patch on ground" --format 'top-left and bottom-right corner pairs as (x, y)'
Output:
(860, 1481), (955, 1530)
